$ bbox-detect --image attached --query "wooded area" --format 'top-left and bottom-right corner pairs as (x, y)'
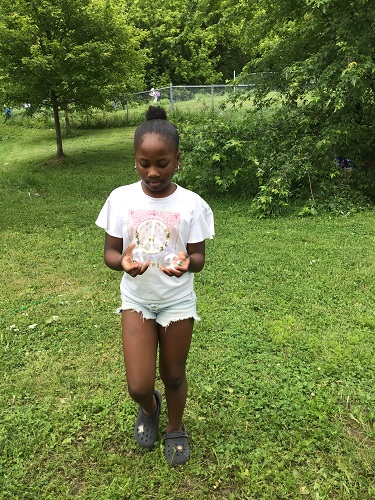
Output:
(0, 0), (374, 211)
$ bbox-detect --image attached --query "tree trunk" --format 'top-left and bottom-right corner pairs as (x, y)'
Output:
(51, 91), (64, 158)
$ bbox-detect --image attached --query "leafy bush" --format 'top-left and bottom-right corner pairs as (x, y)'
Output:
(177, 107), (374, 217)
(176, 114), (259, 197)
(248, 106), (374, 216)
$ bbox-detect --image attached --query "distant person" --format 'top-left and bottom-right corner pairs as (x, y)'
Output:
(96, 106), (214, 466)
(3, 106), (12, 124)
(23, 103), (32, 116)
(337, 155), (353, 170)
(149, 88), (160, 104)
(113, 99), (118, 112)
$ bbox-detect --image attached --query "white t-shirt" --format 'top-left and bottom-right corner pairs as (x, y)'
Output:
(96, 181), (214, 303)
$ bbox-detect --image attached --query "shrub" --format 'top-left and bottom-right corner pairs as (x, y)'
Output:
(176, 107), (373, 217)
(176, 114), (259, 197)
(247, 107), (373, 216)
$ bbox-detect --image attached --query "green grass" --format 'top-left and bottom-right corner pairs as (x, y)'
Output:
(1, 125), (374, 499)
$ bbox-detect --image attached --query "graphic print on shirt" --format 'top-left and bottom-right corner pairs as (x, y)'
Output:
(128, 209), (181, 267)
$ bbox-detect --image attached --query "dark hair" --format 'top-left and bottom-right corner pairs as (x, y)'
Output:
(134, 106), (179, 151)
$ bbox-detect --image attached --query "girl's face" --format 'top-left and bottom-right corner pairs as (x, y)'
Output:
(135, 133), (180, 198)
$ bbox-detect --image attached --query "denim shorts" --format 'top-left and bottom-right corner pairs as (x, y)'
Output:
(118, 291), (200, 328)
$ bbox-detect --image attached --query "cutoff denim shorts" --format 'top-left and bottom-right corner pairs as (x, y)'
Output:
(118, 291), (200, 328)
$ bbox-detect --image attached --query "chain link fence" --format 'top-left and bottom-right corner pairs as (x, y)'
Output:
(121, 83), (256, 121)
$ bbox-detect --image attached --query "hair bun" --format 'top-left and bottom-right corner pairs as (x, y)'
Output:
(146, 106), (167, 121)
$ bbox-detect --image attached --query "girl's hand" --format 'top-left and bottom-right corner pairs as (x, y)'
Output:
(160, 251), (190, 277)
(122, 243), (149, 277)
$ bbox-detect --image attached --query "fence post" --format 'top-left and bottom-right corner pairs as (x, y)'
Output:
(169, 83), (174, 114)
(211, 85), (214, 111)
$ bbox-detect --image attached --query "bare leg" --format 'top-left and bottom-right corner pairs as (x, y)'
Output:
(158, 318), (194, 433)
(122, 310), (159, 415)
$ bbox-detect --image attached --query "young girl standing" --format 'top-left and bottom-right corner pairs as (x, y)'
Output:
(96, 106), (214, 466)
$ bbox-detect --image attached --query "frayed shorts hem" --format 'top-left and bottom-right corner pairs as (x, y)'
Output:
(116, 291), (200, 328)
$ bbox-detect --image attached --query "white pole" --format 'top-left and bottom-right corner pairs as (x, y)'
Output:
(170, 83), (174, 114)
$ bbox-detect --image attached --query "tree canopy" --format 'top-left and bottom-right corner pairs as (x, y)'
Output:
(241, 0), (375, 170)
(1, 0), (374, 211)
(0, 0), (146, 156)
(127, 0), (247, 86)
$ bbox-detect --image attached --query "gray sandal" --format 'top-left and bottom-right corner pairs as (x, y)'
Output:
(134, 390), (162, 449)
(163, 426), (190, 466)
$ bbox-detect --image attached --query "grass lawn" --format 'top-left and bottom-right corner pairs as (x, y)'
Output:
(1, 125), (374, 499)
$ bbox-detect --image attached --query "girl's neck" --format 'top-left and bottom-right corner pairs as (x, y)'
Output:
(141, 181), (177, 198)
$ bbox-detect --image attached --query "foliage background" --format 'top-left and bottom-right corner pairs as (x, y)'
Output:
(235, 0), (375, 213)
(1, 0), (374, 209)
(0, 0), (146, 156)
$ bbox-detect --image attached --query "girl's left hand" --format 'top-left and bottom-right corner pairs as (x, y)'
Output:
(160, 251), (190, 277)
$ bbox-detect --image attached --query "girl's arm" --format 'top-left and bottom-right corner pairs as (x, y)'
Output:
(103, 233), (125, 271)
(186, 241), (205, 273)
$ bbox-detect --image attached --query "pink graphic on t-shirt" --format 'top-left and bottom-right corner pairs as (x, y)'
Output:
(128, 210), (180, 264)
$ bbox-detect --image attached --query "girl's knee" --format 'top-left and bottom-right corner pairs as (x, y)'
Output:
(127, 381), (154, 403)
(161, 370), (186, 390)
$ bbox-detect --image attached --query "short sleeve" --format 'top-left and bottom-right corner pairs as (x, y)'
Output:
(188, 198), (214, 243)
(95, 196), (123, 238)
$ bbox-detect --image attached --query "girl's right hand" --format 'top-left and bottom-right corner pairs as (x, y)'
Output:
(121, 243), (149, 277)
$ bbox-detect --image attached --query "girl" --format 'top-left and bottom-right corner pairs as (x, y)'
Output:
(96, 106), (214, 466)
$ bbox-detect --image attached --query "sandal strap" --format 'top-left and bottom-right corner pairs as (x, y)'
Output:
(138, 406), (160, 422)
(163, 429), (189, 441)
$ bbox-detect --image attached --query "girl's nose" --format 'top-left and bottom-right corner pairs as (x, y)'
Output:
(148, 165), (160, 177)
